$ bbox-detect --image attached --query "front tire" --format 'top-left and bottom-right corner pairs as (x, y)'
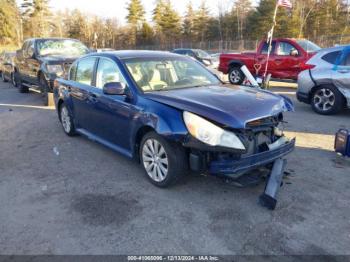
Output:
(311, 85), (344, 115)
(228, 66), (244, 85)
(59, 103), (76, 136)
(11, 72), (17, 87)
(1, 72), (8, 82)
(17, 73), (28, 93)
(140, 131), (188, 187)
(39, 74), (50, 106)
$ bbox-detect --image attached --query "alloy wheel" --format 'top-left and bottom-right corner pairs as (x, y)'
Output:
(142, 139), (169, 182)
(61, 106), (71, 133)
(313, 88), (335, 112)
(229, 69), (242, 84)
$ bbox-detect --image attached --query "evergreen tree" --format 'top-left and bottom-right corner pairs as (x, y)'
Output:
(153, 0), (181, 43)
(247, 0), (295, 39)
(138, 22), (154, 46)
(126, 0), (145, 28)
(193, 1), (210, 42)
(182, 1), (195, 41)
(126, 0), (145, 46)
(21, 0), (52, 37)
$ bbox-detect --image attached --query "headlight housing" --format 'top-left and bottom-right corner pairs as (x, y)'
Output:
(202, 59), (211, 66)
(183, 111), (246, 150)
(47, 64), (64, 76)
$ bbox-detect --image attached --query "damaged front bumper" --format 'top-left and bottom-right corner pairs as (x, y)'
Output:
(209, 138), (295, 176)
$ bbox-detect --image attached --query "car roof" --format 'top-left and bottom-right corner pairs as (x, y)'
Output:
(91, 50), (183, 60)
(320, 45), (350, 52)
(24, 37), (81, 42)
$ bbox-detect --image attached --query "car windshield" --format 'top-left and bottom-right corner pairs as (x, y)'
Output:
(37, 39), (89, 56)
(124, 57), (220, 92)
(297, 40), (321, 53)
(194, 49), (210, 58)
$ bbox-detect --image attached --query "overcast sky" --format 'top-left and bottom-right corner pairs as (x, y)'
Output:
(17, 0), (239, 24)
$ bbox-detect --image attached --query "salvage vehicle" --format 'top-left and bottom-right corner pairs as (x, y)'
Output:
(172, 48), (219, 69)
(14, 38), (90, 105)
(54, 51), (295, 209)
(219, 38), (321, 84)
(0, 51), (16, 86)
(297, 45), (350, 115)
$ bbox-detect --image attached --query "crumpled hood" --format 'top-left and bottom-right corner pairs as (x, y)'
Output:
(38, 55), (80, 64)
(145, 85), (293, 129)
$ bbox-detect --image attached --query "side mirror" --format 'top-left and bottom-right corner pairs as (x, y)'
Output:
(103, 82), (126, 95)
(290, 49), (299, 57)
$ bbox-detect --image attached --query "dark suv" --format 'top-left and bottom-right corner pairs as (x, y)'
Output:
(14, 38), (90, 105)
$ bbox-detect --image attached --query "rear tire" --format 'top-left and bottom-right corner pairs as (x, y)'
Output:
(140, 131), (188, 187)
(11, 72), (17, 87)
(17, 73), (28, 93)
(59, 103), (76, 136)
(39, 74), (50, 106)
(1, 72), (8, 82)
(228, 66), (244, 85)
(311, 85), (344, 115)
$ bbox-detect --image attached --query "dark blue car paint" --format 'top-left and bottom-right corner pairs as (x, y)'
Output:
(54, 51), (294, 175)
(145, 85), (293, 129)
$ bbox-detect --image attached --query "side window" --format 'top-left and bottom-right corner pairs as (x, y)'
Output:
(76, 57), (96, 85)
(322, 51), (341, 65)
(276, 42), (296, 56)
(26, 40), (35, 57)
(69, 62), (77, 81)
(96, 58), (127, 89)
(261, 42), (276, 55)
(188, 51), (195, 57)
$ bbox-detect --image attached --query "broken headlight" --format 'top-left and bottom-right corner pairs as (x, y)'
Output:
(183, 111), (246, 150)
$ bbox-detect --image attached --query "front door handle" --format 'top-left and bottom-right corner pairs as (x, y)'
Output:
(88, 93), (98, 103)
(338, 69), (350, 74)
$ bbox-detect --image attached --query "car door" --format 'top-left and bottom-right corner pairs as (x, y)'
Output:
(255, 41), (276, 77)
(332, 50), (350, 91)
(69, 56), (98, 130)
(273, 41), (301, 79)
(90, 57), (132, 150)
(17, 41), (30, 81)
(26, 40), (40, 85)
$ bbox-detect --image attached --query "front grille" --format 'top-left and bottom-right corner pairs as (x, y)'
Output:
(246, 114), (282, 129)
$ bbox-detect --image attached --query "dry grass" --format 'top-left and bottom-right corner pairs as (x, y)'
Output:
(0, 45), (20, 52)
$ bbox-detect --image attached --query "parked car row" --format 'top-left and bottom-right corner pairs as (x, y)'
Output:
(3, 35), (346, 208)
(2, 37), (349, 117)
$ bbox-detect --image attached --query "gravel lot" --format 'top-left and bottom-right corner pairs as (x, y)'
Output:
(0, 81), (349, 255)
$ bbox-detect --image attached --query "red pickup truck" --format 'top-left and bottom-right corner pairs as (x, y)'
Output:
(219, 38), (321, 84)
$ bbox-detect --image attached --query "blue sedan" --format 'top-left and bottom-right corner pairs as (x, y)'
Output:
(54, 51), (295, 192)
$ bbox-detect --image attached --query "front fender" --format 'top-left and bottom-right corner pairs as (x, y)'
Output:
(279, 94), (295, 112)
(130, 97), (188, 155)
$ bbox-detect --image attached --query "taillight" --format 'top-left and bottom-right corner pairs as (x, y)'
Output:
(300, 62), (316, 70)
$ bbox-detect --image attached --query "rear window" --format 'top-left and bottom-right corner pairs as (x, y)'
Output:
(322, 51), (341, 65)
